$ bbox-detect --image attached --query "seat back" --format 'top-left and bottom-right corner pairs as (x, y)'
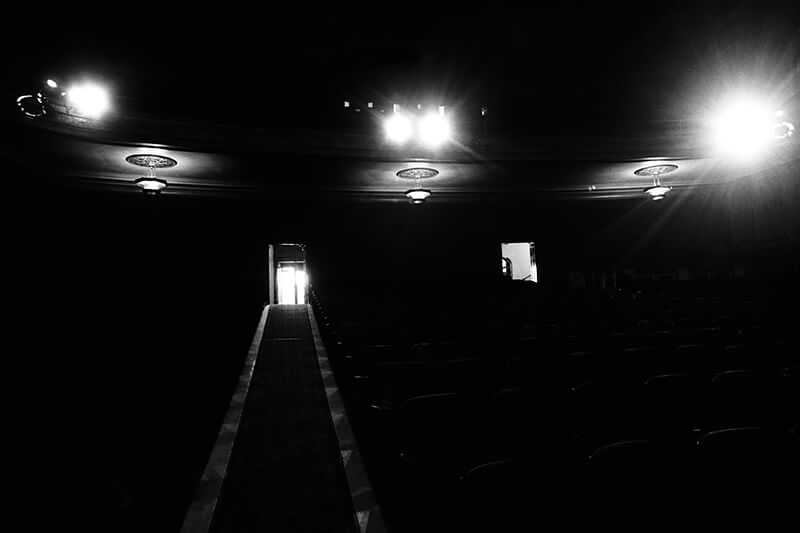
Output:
(642, 373), (707, 436)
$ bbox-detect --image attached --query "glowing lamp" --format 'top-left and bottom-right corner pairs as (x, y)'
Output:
(66, 83), (110, 119)
(418, 113), (451, 147)
(134, 177), (168, 194)
(710, 94), (781, 159)
(643, 185), (672, 201)
(635, 164), (677, 201)
(405, 188), (431, 204)
(385, 113), (413, 143)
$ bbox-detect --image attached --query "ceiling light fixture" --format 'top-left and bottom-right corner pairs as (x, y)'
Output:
(126, 154), (177, 195)
(16, 94), (46, 117)
(635, 164), (677, 201)
(397, 167), (437, 205)
(17, 78), (59, 118)
(774, 120), (795, 139)
(396, 167), (439, 180)
(385, 108), (413, 144)
(643, 183), (672, 201)
(708, 93), (794, 160)
(384, 104), (451, 146)
(16, 77), (113, 123)
(418, 112), (451, 147)
(65, 82), (110, 119)
(406, 188), (431, 204)
(134, 176), (168, 194)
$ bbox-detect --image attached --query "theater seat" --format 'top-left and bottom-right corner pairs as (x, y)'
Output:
(445, 358), (497, 392)
(771, 338), (799, 369)
(718, 343), (760, 372)
(397, 392), (498, 476)
(586, 439), (698, 520)
(620, 346), (671, 382)
(696, 426), (796, 513)
(409, 341), (465, 363)
(642, 373), (706, 438)
(566, 380), (641, 454)
(672, 343), (725, 376)
(708, 369), (775, 429)
(494, 386), (569, 457)
(368, 361), (434, 411)
(563, 349), (622, 385)
(776, 365), (799, 426)
(348, 343), (410, 377)
(736, 325), (774, 345)
(501, 354), (563, 389)
(456, 455), (576, 530)
(588, 438), (696, 477)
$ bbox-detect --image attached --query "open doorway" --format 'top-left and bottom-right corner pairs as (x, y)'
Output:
(501, 242), (538, 282)
(268, 244), (307, 304)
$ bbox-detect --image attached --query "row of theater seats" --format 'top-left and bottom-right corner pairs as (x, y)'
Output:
(387, 384), (799, 468)
(365, 365), (797, 431)
(339, 334), (796, 418)
(310, 287), (799, 531)
(332, 316), (787, 348)
(453, 427), (799, 529)
(382, 380), (798, 530)
(344, 334), (795, 377)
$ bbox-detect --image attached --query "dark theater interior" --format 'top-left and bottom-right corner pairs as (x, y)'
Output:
(4, 2), (799, 532)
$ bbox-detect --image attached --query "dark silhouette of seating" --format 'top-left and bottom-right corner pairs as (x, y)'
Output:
(397, 392), (499, 476)
(642, 372), (707, 437)
(457, 455), (576, 530)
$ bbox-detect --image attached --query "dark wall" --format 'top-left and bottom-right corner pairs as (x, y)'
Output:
(297, 189), (745, 329)
(729, 160), (800, 259)
(10, 184), (270, 532)
(305, 190), (737, 301)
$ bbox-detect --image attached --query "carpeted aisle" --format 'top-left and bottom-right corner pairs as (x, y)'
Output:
(210, 305), (359, 533)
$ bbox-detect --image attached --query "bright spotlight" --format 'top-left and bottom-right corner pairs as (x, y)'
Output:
(66, 83), (110, 119)
(710, 95), (777, 159)
(46, 79), (58, 89)
(418, 113), (451, 147)
(385, 113), (413, 144)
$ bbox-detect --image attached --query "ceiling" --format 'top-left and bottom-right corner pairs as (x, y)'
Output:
(1, 2), (798, 202)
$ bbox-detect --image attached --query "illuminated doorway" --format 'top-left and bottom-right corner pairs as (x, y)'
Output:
(501, 242), (538, 282)
(268, 244), (307, 305)
(277, 263), (307, 304)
